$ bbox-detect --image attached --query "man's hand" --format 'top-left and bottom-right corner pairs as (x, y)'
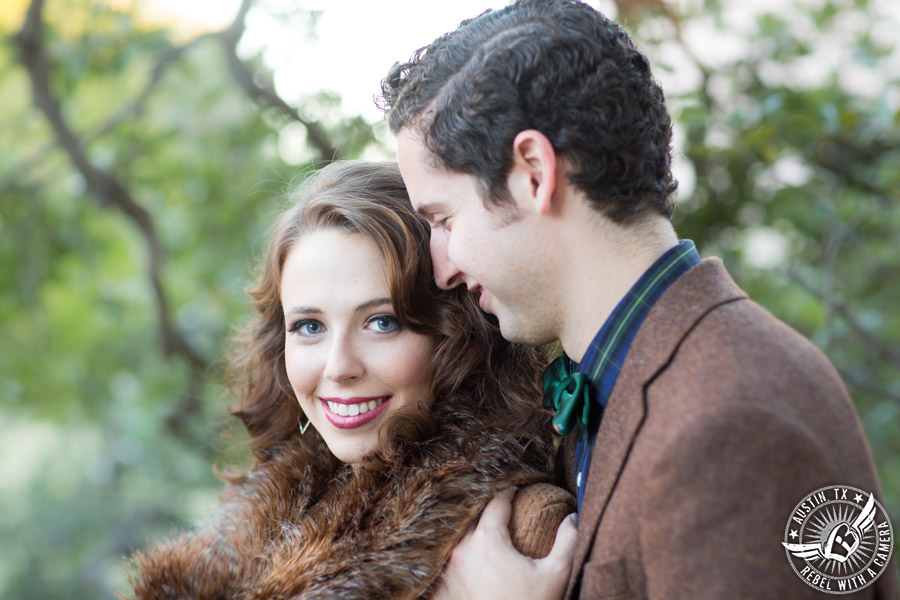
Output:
(433, 488), (578, 600)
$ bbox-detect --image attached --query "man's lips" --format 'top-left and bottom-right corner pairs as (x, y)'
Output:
(320, 396), (390, 429)
(468, 284), (488, 311)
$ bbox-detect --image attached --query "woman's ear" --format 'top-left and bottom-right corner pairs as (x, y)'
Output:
(508, 130), (557, 215)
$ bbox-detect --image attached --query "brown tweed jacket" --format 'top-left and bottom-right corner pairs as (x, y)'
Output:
(563, 258), (898, 599)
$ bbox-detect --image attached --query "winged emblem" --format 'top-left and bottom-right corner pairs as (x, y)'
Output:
(783, 493), (877, 563)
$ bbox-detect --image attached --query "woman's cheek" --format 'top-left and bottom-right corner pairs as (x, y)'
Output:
(387, 337), (439, 395)
(284, 344), (319, 396)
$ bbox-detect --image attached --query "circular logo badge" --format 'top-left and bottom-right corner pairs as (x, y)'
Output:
(783, 485), (894, 594)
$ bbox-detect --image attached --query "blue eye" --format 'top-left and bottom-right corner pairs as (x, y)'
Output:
(367, 314), (402, 333)
(288, 319), (325, 336)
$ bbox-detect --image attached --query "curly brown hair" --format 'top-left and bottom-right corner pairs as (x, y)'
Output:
(380, 0), (677, 225)
(227, 161), (551, 479)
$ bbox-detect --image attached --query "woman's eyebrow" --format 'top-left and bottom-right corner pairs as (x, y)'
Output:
(355, 297), (392, 312)
(284, 298), (392, 317)
(284, 306), (322, 316)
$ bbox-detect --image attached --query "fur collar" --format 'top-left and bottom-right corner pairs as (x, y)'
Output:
(129, 425), (548, 599)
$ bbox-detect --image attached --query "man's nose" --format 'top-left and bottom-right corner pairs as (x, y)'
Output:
(323, 333), (364, 383)
(430, 228), (464, 290)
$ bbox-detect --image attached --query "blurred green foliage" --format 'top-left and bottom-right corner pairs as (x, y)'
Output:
(653, 0), (900, 516)
(0, 0), (898, 598)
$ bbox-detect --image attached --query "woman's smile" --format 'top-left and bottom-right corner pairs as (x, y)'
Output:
(320, 396), (391, 429)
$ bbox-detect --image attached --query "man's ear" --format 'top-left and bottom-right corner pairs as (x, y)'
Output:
(509, 130), (557, 215)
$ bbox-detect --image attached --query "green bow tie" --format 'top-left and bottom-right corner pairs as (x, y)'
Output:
(542, 354), (591, 436)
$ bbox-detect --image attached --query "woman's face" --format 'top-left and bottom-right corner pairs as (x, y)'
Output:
(280, 229), (438, 464)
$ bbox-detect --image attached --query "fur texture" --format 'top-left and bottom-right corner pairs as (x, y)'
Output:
(128, 424), (552, 599)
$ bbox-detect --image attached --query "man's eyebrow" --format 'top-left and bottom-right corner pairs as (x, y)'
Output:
(414, 201), (443, 219)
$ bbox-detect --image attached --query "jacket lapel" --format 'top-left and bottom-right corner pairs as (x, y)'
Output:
(565, 258), (747, 597)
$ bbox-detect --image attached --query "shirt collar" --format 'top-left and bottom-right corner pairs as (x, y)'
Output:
(575, 239), (701, 407)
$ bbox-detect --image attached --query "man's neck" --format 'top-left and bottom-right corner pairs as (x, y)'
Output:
(556, 212), (679, 363)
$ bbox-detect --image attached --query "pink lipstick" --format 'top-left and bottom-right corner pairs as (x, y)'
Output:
(320, 396), (390, 429)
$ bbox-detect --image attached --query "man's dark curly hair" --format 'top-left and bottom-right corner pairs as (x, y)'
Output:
(379, 0), (677, 224)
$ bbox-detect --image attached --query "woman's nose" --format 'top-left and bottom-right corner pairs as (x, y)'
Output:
(323, 333), (365, 383)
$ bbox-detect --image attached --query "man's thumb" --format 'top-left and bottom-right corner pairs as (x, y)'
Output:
(545, 512), (577, 566)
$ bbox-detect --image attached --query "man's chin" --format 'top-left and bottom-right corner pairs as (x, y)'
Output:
(486, 311), (521, 343)
(496, 317), (552, 347)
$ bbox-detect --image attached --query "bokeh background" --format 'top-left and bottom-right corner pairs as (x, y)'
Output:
(1, 0), (898, 597)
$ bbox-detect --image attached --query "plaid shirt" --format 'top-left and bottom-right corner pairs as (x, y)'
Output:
(572, 239), (701, 510)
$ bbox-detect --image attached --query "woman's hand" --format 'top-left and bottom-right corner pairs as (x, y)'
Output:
(433, 488), (578, 600)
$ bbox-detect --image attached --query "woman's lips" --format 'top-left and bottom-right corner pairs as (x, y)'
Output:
(320, 396), (390, 429)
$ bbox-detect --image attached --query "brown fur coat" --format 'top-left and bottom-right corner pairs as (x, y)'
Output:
(128, 424), (566, 599)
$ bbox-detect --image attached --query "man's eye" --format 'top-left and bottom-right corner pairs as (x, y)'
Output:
(288, 319), (325, 336)
(367, 314), (403, 333)
(430, 217), (449, 230)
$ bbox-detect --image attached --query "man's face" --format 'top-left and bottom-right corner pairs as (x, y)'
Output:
(397, 129), (556, 345)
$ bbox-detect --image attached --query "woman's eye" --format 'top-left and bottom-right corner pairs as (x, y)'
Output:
(288, 319), (325, 336)
(367, 314), (402, 333)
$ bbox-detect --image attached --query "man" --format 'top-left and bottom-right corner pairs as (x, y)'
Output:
(380, 1), (898, 598)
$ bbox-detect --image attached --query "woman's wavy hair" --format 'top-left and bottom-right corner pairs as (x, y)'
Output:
(228, 161), (550, 474)
(380, 0), (677, 225)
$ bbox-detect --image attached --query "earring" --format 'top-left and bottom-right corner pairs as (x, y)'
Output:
(298, 418), (311, 435)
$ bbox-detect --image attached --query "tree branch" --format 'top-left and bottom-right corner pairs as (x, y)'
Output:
(784, 266), (900, 368)
(87, 32), (219, 142)
(218, 0), (340, 161)
(0, 32), (218, 198)
(838, 367), (900, 406)
(14, 0), (208, 378)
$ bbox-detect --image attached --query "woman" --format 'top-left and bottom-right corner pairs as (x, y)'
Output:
(128, 161), (574, 599)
